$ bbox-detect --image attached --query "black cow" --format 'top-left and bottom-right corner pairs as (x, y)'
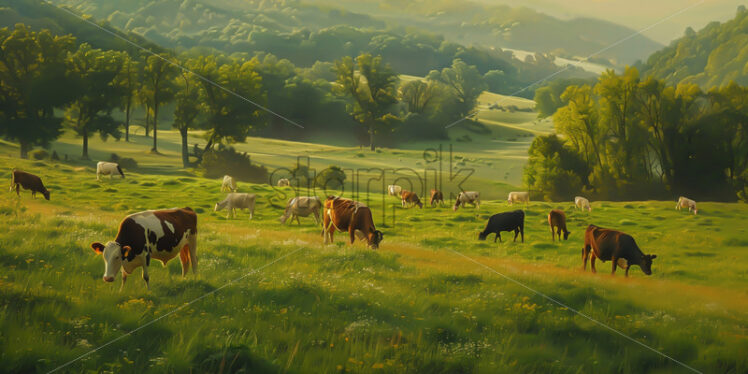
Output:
(478, 210), (524, 243)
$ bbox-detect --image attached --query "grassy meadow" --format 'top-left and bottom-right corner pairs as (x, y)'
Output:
(1, 154), (747, 373)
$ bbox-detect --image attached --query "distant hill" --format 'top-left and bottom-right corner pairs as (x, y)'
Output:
(0, 0), (163, 54)
(305, 0), (663, 66)
(640, 6), (748, 88)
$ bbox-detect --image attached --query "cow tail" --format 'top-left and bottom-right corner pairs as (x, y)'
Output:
(116, 165), (125, 177)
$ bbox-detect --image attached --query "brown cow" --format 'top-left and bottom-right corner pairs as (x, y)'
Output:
(582, 224), (657, 277)
(10, 169), (50, 200)
(400, 190), (423, 208)
(548, 209), (570, 241)
(429, 189), (444, 207)
(322, 196), (383, 249)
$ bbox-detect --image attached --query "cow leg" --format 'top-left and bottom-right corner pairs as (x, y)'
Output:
(14, 184), (19, 197)
(295, 215), (301, 225)
(513, 229), (519, 242)
(611, 257), (618, 275)
(142, 266), (150, 290)
(180, 245), (190, 276)
(497, 232), (502, 242)
(494, 233), (498, 243)
(582, 246), (589, 271)
(590, 255), (597, 273)
(550, 225), (555, 241)
(625, 266), (630, 277)
(189, 235), (198, 274)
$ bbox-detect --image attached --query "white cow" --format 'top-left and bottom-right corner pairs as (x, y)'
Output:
(387, 185), (402, 197)
(279, 196), (322, 225)
(676, 196), (698, 215)
(96, 161), (125, 181)
(214, 193), (256, 219)
(575, 196), (592, 212)
(507, 191), (530, 205)
(278, 178), (290, 187)
(453, 191), (480, 211)
(221, 175), (237, 192)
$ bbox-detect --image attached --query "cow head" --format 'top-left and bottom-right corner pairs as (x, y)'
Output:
(369, 230), (384, 249)
(91, 241), (131, 282)
(478, 232), (488, 240)
(563, 230), (570, 240)
(639, 254), (657, 275)
(42, 188), (50, 200)
(214, 200), (228, 212)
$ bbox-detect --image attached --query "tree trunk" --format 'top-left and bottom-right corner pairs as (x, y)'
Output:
(82, 130), (89, 160)
(151, 103), (159, 153)
(19, 141), (30, 159)
(145, 109), (151, 137)
(180, 127), (190, 167)
(369, 130), (375, 151)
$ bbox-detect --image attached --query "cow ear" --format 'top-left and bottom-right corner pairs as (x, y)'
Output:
(122, 246), (132, 258)
(91, 242), (104, 254)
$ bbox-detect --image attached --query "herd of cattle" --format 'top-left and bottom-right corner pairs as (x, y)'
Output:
(8, 164), (701, 290)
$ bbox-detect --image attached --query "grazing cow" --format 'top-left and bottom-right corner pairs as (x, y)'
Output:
(322, 196), (383, 249)
(676, 196), (698, 215)
(575, 196), (592, 212)
(387, 184), (402, 197)
(401, 190), (423, 208)
(453, 191), (480, 211)
(479, 210), (525, 243)
(582, 224), (657, 277)
(507, 191), (530, 205)
(9, 169), (50, 200)
(221, 175), (237, 192)
(214, 193), (256, 219)
(429, 189), (444, 207)
(548, 209), (570, 241)
(280, 196), (322, 225)
(277, 178), (290, 187)
(90, 207), (198, 290)
(96, 161), (125, 181)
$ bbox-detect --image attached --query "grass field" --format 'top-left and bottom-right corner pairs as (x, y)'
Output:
(1, 156), (747, 373)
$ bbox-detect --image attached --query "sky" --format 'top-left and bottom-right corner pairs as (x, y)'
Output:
(481, 0), (746, 44)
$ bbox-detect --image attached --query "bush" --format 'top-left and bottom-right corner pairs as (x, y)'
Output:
(109, 153), (138, 170)
(315, 165), (346, 191)
(200, 145), (268, 183)
(29, 150), (48, 160)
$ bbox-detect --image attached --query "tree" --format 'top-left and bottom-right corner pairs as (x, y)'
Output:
(399, 80), (436, 114)
(334, 53), (400, 150)
(142, 54), (176, 153)
(554, 85), (604, 172)
(65, 44), (127, 159)
(115, 56), (139, 141)
(427, 59), (487, 119)
(0, 25), (76, 158)
(173, 67), (202, 167)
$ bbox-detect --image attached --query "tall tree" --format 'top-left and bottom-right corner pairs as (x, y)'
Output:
(65, 44), (126, 159)
(334, 53), (400, 151)
(115, 56), (139, 142)
(427, 59), (487, 119)
(554, 85), (604, 171)
(173, 67), (202, 167)
(399, 80), (436, 114)
(0, 25), (76, 158)
(142, 54), (176, 153)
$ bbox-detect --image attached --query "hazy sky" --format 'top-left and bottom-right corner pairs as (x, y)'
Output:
(483, 0), (746, 44)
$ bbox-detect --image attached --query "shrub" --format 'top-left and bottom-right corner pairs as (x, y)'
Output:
(200, 145), (268, 183)
(315, 165), (346, 191)
(29, 150), (49, 160)
(109, 153), (138, 170)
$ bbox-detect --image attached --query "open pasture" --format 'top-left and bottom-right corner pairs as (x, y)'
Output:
(1, 157), (747, 373)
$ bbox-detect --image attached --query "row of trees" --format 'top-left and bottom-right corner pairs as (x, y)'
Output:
(1, 24), (489, 163)
(525, 67), (748, 201)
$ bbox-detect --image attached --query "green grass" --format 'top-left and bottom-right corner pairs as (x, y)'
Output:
(1, 156), (747, 373)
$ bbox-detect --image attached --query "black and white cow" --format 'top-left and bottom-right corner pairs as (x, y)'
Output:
(91, 207), (197, 290)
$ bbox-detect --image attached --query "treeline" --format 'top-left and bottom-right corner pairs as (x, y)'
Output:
(525, 67), (748, 201)
(0, 24), (488, 163)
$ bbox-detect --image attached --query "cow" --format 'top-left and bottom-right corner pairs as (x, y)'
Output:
(582, 224), (657, 277)
(9, 169), (50, 200)
(214, 193), (256, 219)
(479, 210), (525, 243)
(387, 184), (402, 197)
(548, 209), (570, 241)
(322, 196), (383, 249)
(575, 196), (592, 212)
(221, 175), (237, 192)
(90, 207), (198, 290)
(429, 189), (444, 207)
(280, 196), (322, 225)
(507, 191), (530, 205)
(453, 191), (480, 211)
(401, 190), (423, 208)
(96, 161), (125, 181)
(277, 178), (290, 187)
(676, 196), (698, 215)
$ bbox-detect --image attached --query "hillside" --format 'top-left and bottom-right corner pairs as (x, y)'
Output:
(641, 5), (748, 88)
